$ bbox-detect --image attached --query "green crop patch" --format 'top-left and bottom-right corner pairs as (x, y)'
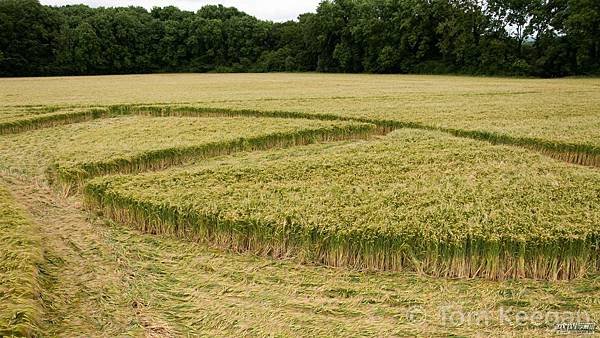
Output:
(0, 186), (44, 337)
(85, 129), (600, 281)
(0, 115), (376, 190)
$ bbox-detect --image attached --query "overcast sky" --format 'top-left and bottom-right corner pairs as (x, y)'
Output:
(40, 0), (321, 22)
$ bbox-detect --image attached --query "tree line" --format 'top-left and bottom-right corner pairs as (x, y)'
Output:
(0, 0), (598, 77)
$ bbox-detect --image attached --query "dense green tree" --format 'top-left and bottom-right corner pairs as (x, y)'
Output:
(56, 21), (102, 74)
(0, 0), (598, 77)
(564, 0), (600, 72)
(436, 0), (488, 71)
(487, 0), (538, 56)
(0, 0), (61, 76)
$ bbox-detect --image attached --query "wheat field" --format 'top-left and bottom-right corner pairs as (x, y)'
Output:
(0, 74), (598, 336)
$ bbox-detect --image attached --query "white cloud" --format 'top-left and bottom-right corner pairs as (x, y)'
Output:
(39, 0), (321, 22)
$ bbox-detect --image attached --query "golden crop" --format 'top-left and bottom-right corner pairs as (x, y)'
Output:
(1, 74), (599, 336)
(0, 186), (44, 337)
(84, 129), (600, 280)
